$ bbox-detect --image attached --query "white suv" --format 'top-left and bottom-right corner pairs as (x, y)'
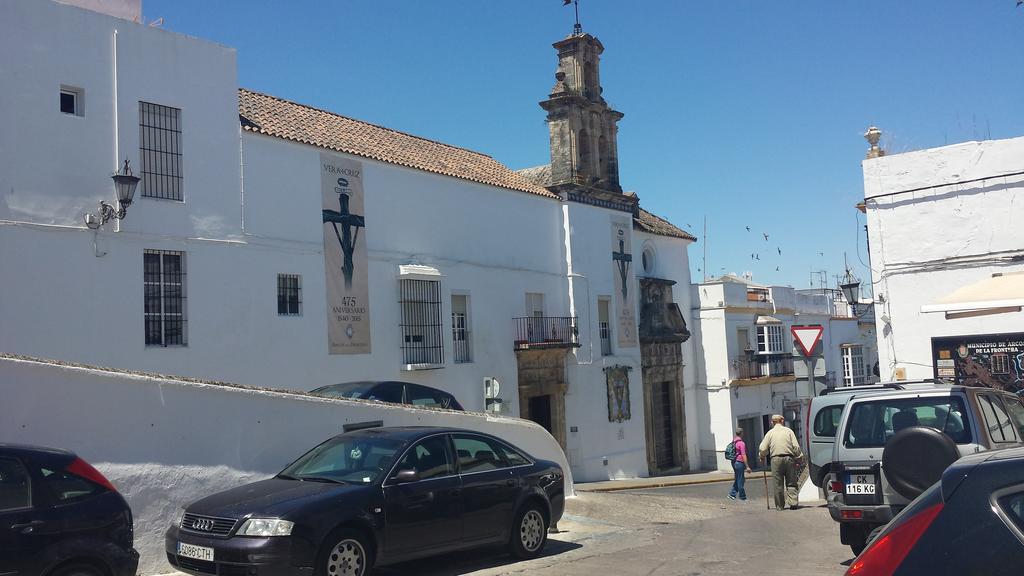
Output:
(829, 385), (1024, 554)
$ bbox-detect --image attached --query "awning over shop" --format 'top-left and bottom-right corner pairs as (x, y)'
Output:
(921, 272), (1024, 319)
(755, 315), (782, 325)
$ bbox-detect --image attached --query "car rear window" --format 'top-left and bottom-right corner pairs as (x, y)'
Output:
(813, 405), (843, 438)
(843, 395), (972, 448)
(0, 458), (31, 511)
(998, 490), (1024, 535)
(40, 467), (103, 502)
(1004, 397), (1024, 440)
(979, 394), (1017, 444)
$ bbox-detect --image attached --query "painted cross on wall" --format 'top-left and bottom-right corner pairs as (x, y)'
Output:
(610, 219), (638, 348)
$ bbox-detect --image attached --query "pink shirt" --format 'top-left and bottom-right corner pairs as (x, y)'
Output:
(734, 437), (747, 464)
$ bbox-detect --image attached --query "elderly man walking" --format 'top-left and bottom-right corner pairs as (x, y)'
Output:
(758, 414), (804, 510)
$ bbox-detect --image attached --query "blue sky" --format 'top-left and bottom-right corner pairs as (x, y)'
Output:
(145, 0), (1024, 291)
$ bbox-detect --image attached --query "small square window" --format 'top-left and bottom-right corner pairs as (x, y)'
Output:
(60, 86), (83, 116)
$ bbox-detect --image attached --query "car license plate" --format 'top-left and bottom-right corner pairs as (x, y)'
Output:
(178, 542), (214, 561)
(846, 474), (875, 494)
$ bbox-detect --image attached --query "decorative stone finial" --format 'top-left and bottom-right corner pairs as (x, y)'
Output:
(864, 126), (885, 159)
(550, 71), (568, 96)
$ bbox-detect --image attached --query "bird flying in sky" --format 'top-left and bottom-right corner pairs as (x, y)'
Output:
(745, 226), (751, 232)
(763, 232), (769, 241)
(777, 247), (782, 255)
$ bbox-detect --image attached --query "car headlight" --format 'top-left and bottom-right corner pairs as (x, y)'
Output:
(172, 507), (186, 528)
(237, 518), (294, 537)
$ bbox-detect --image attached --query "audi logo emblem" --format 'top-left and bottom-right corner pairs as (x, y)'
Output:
(191, 518), (215, 531)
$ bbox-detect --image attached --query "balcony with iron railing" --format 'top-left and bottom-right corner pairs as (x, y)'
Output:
(513, 316), (580, 351)
(731, 352), (795, 380)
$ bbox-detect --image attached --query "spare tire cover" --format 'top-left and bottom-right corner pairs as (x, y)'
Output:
(882, 425), (960, 500)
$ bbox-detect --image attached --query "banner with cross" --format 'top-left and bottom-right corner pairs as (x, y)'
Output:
(321, 153), (371, 355)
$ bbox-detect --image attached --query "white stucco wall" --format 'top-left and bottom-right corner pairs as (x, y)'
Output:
(0, 356), (573, 576)
(560, 202), (646, 481)
(863, 137), (1024, 380)
(0, 0), (240, 237)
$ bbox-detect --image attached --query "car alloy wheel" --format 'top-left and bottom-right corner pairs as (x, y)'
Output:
(326, 538), (366, 576)
(520, 509), (545, 553)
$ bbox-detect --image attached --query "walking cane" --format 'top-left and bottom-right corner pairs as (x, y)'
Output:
(763, 463), (770, 510)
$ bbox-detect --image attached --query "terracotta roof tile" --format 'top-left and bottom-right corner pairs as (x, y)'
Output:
(635, 207), (697, 241)
(238, 89), (556, 199)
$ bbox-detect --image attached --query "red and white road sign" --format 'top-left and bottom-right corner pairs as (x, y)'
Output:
(791, 325), (824, 357)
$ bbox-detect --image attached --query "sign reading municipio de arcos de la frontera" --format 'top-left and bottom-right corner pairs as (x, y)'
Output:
(321, 153), (370, 354)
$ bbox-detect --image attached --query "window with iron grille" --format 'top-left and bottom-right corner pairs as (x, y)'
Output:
(400, 279), (443, 366)
(598, 298), (611, 356)
(756, 325), (784, 354)
(842, 345), (866, 386)
(451, 294), (471, 363)
(277, 274), (302, 316)
(139, 101), (183, 201)
(144, 250), (187, 346)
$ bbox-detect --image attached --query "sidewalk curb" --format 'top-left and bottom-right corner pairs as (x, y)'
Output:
(577, 473), (762, 493)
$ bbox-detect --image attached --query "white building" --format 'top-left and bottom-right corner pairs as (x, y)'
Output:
(861, 132), (1024, 390)
(0, 0), (699, 482)
(691, 275), (878, 470)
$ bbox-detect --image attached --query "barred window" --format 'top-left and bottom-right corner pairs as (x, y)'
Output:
(842, 345), (866, 386)
(451, 294), (471, 364)
(139, 102), (183, 201)
(277, 274), (302, 316)
(756, 324), (784, 354)
(144, 250), (187, 346)
(400, 279), (443, 366)
(598, 298), (611, 356)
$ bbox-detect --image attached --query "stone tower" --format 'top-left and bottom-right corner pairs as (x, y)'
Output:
(540, 33), (626, 198)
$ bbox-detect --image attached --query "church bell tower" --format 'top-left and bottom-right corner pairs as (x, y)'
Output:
(540, 33), (624, 196)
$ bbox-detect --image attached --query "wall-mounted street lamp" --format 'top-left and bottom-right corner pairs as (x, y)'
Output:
(85, 160), (140, 229)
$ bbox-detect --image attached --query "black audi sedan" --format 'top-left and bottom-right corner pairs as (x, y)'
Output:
(0, 444), (138, 576)
(166, 426), (564, 576)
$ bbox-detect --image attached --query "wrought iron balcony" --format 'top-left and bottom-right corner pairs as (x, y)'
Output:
(513, 316), (580, 351)
(732, 352), (794, 380)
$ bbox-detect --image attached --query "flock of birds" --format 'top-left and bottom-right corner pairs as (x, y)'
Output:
(688, 223), (826, 278)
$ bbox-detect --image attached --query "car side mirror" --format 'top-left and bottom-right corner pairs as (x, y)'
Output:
(392, 469), (420, 484)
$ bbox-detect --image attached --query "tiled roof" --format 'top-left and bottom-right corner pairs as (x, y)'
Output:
(518, 165), (695, 241)
(635, 208), (697, 241)
(238, 89), (556, 199)
(516, 164), (553, 186)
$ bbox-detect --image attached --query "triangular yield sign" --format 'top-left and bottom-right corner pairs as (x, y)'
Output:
(791, 325), (824, 357)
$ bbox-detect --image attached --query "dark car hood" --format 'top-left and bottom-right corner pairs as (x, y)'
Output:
(187, 477), (374, 519)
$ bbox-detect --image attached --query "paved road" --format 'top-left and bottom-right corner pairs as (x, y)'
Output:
(374, 479), (854, 576)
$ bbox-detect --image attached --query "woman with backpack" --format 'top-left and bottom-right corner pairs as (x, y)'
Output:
(727, 427), (752, 501)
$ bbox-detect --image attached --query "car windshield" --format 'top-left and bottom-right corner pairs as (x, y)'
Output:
(843, 395), (972, 448)
(279, 434), (407, 485)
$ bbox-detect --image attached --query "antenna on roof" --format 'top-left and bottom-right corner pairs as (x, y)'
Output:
(148, 17), (163, 28)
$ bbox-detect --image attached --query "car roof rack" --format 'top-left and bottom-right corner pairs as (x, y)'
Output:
(818, 379), (950, 396)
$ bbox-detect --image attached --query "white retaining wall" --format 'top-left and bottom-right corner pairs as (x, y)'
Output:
(0, 356), (573, 575)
